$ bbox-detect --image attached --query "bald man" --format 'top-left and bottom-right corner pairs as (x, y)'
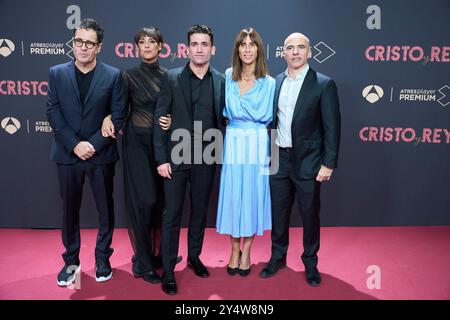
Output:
(260, 33), (341, 286)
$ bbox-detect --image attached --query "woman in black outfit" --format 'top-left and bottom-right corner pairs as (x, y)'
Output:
(102, 27), (171, 284)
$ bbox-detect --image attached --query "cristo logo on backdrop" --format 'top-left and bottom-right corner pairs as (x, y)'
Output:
(362, 85), (384, 103)
(365, 45), (450, 64)
(0, 39), (15, 58)
(1, 117), (21, 134)
(0, 80), (48, 96)
(359, 126), (450, 145)
(115, 42), (188, 62)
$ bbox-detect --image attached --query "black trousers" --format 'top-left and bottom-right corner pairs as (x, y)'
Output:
(269, 149), (321, 268)
(123, 126), (164, 272)
(161, 163), (216, 273)
(57, 161), (116, 266)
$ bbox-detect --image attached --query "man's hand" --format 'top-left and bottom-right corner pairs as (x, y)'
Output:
(159, 114), (171, 131)
(74, 141), (95, 160)
(101, 115), (115, 138)
(157, 163), (172, 179)
(316, 165), (333, 182)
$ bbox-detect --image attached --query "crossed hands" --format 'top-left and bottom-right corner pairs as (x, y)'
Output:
(74, 141), (95, 160)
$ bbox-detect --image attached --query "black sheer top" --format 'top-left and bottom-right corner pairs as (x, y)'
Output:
(123, 61), (167, 128)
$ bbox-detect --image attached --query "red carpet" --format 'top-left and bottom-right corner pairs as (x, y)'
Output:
(0, 227), (449, 300)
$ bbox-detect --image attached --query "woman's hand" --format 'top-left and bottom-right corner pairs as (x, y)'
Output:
(159, 114), (172, 131)
(101, 115), (115, 138)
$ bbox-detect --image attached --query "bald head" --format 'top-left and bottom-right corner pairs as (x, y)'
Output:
(284, 32), (310, 48)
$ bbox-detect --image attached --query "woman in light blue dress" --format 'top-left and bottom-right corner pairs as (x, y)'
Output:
(216, 28), (275, 276)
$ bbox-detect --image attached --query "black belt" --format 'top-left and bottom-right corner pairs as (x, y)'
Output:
(279, 147), (293, 153)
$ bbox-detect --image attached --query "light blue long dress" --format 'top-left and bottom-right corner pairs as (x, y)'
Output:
(216, 68), (275, 238)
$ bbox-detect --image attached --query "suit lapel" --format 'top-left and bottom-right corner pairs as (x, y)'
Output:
(211, 67), (221, 120)
(67, 61), (81, 107)
(83, 61), (102, 108)
(178, 66), (192, 114)
(273, 73), (286, 128)
(292, 68), (315, 122)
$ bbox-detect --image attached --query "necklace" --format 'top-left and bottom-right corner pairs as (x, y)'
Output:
(241, 73), (254, 81)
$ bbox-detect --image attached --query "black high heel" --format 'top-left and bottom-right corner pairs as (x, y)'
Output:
(227, 251), (242, 276)
(238, 267), (251, 277)
(227, 266), (239, 276)
(238, 253), (251, 277)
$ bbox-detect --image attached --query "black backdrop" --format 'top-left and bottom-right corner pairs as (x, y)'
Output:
(1, 0), (449, 228)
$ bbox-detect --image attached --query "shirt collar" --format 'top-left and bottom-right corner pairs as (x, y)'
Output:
(187, 63), (211, 79)
(284, 64), (309, 81)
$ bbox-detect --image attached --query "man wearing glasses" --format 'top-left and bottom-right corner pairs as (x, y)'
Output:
(46, 18), (125, 286)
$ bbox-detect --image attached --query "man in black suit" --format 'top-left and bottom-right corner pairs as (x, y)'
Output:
(47, 19), (125, 286)
(260, 33), (340, 287)
(153, 25), (225, 295)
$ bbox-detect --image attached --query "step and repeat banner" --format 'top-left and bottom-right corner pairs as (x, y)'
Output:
(1, 0), (449, 228)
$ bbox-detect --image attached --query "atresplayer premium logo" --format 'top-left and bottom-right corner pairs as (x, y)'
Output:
(35, 120), (52, 133)
(1, 117), (21, 134)
(274, 41), (336, 63)
(396, 85), (449, 107)
(28, 37), (74, 59)
(0, 39), (15, 57)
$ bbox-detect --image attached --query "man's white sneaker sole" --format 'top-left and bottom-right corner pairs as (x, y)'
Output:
(95, 271), (113, 282)
(57, 264), (81, 287)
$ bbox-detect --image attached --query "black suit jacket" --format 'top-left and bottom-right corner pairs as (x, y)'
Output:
(153, 64), (225, 170)
(272, 68), (341, 179)
(46, 60), (125, 164)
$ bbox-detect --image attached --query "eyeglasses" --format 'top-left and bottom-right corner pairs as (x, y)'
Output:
(73, 38), (98, 49)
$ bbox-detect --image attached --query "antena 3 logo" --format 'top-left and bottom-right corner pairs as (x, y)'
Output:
(362, 85), (384, 103)
(0, 39), (15, 58)
(1, 117), (21, 134)
(365, 45), (450, 63)
(115, 42), (188, 62)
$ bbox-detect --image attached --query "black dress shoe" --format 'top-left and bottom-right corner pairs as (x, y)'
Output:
(305, 267), (321, 287)
(259, 259), (287, 278)
(187, 257), (209, 278)
(143, 270), (162, 284)
(162, 272), (177, 295)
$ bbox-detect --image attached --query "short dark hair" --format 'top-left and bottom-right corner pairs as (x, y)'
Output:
(74, 18), (104, 43)
(134, 26), (163, 45)
(187, 24), (214, 45)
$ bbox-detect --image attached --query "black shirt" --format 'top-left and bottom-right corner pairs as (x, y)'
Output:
(187, 65), (216, 136)
(75, 65), (96, 107)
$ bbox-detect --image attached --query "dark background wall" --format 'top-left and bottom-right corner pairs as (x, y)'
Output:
(1, 0), (449, 228)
